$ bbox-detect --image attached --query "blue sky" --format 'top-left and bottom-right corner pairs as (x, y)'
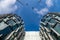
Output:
(15, 0), (60, 31)
(15, 0), (45, 31)
(0, 0), (60, 31)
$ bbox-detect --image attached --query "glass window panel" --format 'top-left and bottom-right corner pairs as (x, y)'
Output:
(55, 16), (60, 20)
(51, 32), (57, 40)
(3, 18), (9, 22)
(7, 20), (15, 26)
(41, 19), (45, 22)
(12, 17), (16, 19)
(44, 16), (51, 22)
(54, 24), (60, 34)
(12, 25), (18, 30)
(0, 22), (8, 30)
(15, 19), (19, 23)
(17, 17), (21, 21)
(55, 16), (59, 19)
(0, 22), (12, 38)
(9, 35), (14, 40)
(46, 23), (51, 28)
(46, 16), (51, 21)
(49, 19), (56, 23)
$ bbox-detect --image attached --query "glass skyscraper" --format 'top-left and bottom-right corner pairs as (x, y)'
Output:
(39, 12), (60, 40)
(0, 14), (25, 40)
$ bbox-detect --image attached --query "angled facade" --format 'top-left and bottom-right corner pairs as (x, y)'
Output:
(0, 14), (25, 40)
(39, 12), (60, 40)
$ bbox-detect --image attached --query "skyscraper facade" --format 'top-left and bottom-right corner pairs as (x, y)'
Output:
(0, 14), (25, 40)
(40, 12), (60, 40)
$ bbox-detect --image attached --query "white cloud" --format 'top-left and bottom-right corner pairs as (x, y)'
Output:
(34, 8), (48, 16)
(46, 0), (53, 7)
(0, 0), (17, 14)
(37, 8), (48, 15)
(33, 8), (38, 12)
(34, 0), (53, 16)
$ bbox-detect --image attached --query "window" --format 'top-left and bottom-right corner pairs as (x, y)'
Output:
(44, 16), (51, 22)
(17, 17), (21, 21)
(15, 19), (20, 23)
(14, 15), (21, 22)
(0, 22), (8, 30)
(55, 16), (59, 19)
(7, 20), (15, 26)
(12, 17), (16, 19)
(7, 20), (18, 30)
(41, 19), (45, 22)
(50, 19), (56, 23)
(54, 24), (60, 34)
(3, 18), (9, 22)
(46, 23), (51, 28)
(46, 16), (51, 21)
(0, 22), (12, 38)
(49, 19), (56, 26)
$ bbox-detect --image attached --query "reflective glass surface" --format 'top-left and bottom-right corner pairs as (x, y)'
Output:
(54, 24), (60, 34)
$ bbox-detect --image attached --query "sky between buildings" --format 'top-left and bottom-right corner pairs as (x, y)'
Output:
(0, 0), (60, 31)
